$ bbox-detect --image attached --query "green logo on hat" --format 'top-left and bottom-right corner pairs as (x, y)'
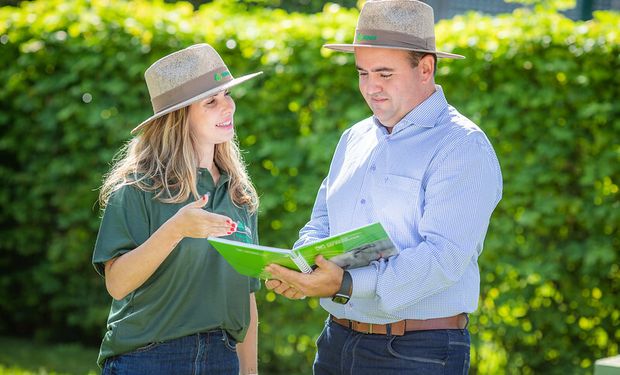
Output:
(357, 33), (377, 41)
(214, 71), (231, 81)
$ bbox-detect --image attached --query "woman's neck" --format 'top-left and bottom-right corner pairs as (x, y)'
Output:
(197, 144), (219, 183)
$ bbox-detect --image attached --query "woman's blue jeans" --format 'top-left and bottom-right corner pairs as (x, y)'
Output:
(313, 318), (470, 375)
(102, 330), (238, 375)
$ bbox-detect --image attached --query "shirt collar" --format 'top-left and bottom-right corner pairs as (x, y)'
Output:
(198, 168), (230, 187)
(373, 84), (448, 134)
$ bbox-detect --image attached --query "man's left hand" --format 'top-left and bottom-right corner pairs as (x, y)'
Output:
(265, 255), (344, 298)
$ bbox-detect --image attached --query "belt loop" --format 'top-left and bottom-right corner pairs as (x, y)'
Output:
(463, 313), (469, 330)
(386, 323), (392, 337)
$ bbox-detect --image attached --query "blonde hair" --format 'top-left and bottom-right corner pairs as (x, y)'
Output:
(99, 107), (258, 212)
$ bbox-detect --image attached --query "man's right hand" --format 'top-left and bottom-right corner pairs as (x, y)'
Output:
(265, 279), (306, 300)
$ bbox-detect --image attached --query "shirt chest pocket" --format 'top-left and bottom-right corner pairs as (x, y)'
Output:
(371, 174), (421, 228)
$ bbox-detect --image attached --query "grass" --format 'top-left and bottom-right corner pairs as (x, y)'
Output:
(0, 336), (99, 375)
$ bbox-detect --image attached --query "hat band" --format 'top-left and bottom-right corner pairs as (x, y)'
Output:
(151, 67), (234, 113)
(354, 28), (435, 51)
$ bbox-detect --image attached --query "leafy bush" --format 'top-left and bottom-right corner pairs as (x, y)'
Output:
(437, 8), (620, 374)
(0, 0), (618, 373)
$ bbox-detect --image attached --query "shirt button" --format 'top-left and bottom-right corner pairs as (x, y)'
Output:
(360, 199), (366, 204)
(370, 165), (376, 172)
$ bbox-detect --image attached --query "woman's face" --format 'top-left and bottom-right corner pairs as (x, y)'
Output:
(188, 90), (236, 145)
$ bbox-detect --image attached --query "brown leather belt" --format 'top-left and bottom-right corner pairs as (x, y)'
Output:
(330, 313), (468, 336)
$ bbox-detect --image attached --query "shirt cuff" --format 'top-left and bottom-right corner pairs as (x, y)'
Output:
(348, 266), (377, 299)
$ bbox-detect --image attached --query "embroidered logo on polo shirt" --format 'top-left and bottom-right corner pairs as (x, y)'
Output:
(234, 221), (252, 243)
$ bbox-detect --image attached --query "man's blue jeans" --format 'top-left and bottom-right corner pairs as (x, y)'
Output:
(313, 318), (470, 375)
(102, 330), (238, 375)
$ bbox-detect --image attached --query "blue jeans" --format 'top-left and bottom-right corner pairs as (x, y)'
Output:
(313, 318), (470, 375)
(102, 330), (238, 375)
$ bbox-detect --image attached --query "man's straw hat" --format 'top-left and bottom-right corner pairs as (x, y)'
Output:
(132, 43), (262, 134)
(323, 0), (464, 59)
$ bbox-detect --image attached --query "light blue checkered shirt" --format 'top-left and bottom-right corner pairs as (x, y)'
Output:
(294, 85), (502, 323)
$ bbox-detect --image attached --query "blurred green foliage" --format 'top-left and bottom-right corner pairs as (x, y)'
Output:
(166, 0), (359, 13)
(0, 336), (98, 375)
(0, 0), (359, 13)
(0, 0), (618, 374)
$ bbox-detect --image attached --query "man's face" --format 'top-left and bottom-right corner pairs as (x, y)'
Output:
(355, 47), (427, 129)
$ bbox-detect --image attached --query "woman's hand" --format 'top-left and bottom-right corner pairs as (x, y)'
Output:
(104, 193), (237, 300)
(171, 193), (237, 238)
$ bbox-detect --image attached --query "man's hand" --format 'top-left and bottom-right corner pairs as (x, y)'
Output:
(265, 279), (306, 299)
(265, 255), (344, 298)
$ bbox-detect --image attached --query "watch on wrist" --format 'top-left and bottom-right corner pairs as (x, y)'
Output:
(331, 271), (352, 304)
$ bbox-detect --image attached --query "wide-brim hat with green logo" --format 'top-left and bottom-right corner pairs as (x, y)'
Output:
(323, 0), (464, 59)
(131, 43), (263, 134)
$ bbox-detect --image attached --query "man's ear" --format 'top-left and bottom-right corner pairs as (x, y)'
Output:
(418, 54), (435, 83)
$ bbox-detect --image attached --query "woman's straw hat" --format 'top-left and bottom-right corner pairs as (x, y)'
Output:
(132, 43), (262, 134)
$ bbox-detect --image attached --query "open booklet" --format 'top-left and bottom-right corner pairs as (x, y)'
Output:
(208, 222), (398, 279)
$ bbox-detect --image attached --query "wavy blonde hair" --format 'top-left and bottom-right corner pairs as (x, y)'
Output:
(99, 107), (258, 212)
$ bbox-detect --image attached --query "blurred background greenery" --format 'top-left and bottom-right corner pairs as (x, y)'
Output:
(0, 0), (618, 374)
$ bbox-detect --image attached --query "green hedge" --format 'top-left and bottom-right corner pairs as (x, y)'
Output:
(0, 0), (618, 373)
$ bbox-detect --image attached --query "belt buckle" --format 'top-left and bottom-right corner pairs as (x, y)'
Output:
(367, 323), (373, 334)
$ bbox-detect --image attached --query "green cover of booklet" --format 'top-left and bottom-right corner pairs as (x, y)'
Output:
(208, 222), (398, 279)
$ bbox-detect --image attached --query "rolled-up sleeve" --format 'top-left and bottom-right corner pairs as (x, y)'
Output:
(92, 185), (150, 277)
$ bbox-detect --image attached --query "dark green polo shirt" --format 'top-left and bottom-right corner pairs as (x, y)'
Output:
(92, 169), (260, 367)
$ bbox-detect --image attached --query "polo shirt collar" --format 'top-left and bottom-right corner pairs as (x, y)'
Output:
(198, 168), (230, 187)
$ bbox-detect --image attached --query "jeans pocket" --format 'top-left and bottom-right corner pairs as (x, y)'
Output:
(222, 331), (237, 353)
(386, 335), (447, 366)
(102, 357), (115, 375)
(134, 341), (161, 353)
(315, 325), (328, 347)
(463, 352), (470, 375)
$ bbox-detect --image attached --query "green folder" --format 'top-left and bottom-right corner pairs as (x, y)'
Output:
(208, 222), (398, 279)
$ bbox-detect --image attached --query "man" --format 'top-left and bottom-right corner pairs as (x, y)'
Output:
(266, 0), (502, 373)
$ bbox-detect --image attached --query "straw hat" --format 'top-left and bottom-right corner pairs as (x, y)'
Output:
(132, 43), (263, 134)
(323, 0), (464, 59)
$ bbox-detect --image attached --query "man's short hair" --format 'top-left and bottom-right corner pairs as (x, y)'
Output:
(408, 51), (437, 75)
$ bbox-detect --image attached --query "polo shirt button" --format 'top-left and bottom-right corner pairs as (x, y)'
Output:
(360, 199), (366, 204)
(370, 165), (376, 171)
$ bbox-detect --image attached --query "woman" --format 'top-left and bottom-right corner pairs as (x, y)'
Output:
(93, 43), (262, 374)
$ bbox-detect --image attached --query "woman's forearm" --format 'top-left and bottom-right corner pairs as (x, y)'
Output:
(104, 217), (183, 300)
(237, 293), (258, 374)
